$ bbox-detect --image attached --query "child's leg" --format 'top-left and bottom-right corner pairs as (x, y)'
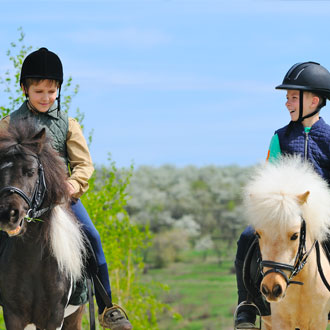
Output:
(71, 199), (111, 313)
(71, 200), (133, 329)
(235, 226), (256, 303)
(235, 226), (257, 325)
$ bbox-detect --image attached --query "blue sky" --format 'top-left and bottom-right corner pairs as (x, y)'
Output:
(1, 0), (330, 168)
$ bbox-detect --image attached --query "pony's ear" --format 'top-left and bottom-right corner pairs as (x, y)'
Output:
(32, 128), (46, 154)
(297, 191), (310, 205)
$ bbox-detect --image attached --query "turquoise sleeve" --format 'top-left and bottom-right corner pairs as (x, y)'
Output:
(267, 134), (281, 163)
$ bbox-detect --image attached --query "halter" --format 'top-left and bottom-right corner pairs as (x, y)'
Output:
(0, 153), (48, 219)
(260, 219), (315, 287)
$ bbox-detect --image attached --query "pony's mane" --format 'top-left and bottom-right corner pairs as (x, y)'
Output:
(0, 119), (85, 280)
(244, 155), (330, 242)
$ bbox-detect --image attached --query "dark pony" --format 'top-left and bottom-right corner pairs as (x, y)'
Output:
(0, 119), (86, 330)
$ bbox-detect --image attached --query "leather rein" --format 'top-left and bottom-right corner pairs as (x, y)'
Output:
(260, 218), (330, 291)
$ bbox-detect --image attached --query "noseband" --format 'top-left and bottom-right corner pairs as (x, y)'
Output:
(260, 219), (316, 287)
(0, 154), (48, 219)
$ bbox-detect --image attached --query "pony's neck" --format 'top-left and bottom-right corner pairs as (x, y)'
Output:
(24, 221), (44, 242)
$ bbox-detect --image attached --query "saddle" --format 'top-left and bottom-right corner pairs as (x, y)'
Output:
(69, 235), (99, 306)
(69, 278), (89, 305)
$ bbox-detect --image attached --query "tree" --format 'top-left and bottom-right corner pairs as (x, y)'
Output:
(125, 164), (251, 265)
(0, 27), (31, 118)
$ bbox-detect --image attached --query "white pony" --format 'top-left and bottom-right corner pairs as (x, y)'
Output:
(243, 155), (330, 330)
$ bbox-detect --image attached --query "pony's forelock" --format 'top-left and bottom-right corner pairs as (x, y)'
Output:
(244, 155), (330, 241)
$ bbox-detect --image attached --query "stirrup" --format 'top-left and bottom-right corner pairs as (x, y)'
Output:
(234, 301), (262, 330)
(100, 303), (130, 322)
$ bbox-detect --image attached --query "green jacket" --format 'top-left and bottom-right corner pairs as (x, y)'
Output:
(10, 101), (69, 165)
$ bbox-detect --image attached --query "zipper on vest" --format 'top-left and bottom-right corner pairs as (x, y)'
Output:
(304, 131), (309, 160)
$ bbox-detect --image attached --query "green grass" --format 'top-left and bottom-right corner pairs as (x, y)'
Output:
(143, 253), (237, 330)
(0, 249), (329, 330)
(143, 251), (330, 330)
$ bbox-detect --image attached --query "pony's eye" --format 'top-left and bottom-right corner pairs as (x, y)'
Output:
(255, 232), (261, 239)
(23, 168), (35, 177)
(290, 233), (298, 241)
(27, 170), (35, 177)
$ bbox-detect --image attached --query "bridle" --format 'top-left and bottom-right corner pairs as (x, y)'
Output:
(260, 219), (316, 287)
(0, 153), (48, 220)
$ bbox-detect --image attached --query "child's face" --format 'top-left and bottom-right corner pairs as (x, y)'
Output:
(285, 90), (319, 122)
(25, 80), (58, 113)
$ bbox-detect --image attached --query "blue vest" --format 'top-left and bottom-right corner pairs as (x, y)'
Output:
(276, 118), (330, 184)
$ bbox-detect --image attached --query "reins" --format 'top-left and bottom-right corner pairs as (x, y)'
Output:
(315, 240), (330, 292)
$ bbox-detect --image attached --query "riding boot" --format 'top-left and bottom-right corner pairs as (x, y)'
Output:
(235, 259), (256, 328)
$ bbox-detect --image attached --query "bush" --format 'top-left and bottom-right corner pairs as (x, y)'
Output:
(147, 229), (190, 268)
(82, 162), (172, 328)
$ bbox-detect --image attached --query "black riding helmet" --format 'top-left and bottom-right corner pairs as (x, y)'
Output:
(276, 62), (330, 122)
(20, 47), (63, 112)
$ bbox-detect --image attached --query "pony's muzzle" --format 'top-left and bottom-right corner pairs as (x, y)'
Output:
(260, 273), (287, 302)
(0, 196), (28, 227)
(261, 283), (282, 298)
(0, 205), (19, 222)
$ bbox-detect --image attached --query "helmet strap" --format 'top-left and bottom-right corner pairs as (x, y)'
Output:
(23, 83), (62, 115)
(57, 85), (62, 114)
(27, 98), (45, 114)
(297, 90), (304, 123)
(23, 89), (40, 114)
(297, 90), (321, 123)
(300, 108), (321, 121)
(286, 90), (322, 136)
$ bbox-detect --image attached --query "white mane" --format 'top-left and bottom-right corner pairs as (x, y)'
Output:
(49, 205), (86, 281)
(244, 155), (330, 242)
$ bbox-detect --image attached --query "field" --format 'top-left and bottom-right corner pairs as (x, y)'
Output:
(142, 251), (237, 330)
(143, 251), (330, 330)
(1, 251), (330, 329)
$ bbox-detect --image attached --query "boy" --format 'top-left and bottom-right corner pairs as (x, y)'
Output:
(234, 61), (330, 329)
(0, 47), (132, 330)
